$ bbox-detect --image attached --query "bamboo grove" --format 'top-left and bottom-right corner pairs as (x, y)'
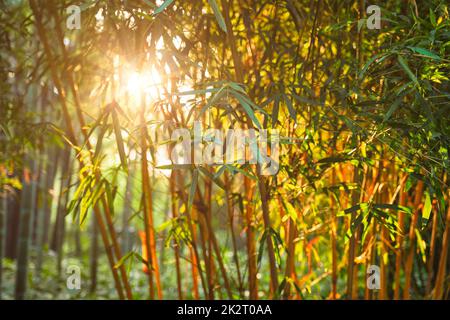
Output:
(0, 0), (449, 300)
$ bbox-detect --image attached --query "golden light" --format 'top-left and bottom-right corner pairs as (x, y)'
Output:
(126, 71), (143, 99)
(125, 67), (163, 103)
(121, 64), (171, 175)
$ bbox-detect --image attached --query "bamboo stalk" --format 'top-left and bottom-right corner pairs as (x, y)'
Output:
(244, 176), (258, 299)
(188, 217), (203, 298)
(174, 169), (204, 298)
(257, 174), (280, 296)
(53, 149), (72, 276)
(169, 172), (183, 299)
(0, 179), (6, 299)
(330, 166), (338, 299)
(224, 172), (243, 297)
(220, 0), (259, 298)
(197, 205), (213, 299)
(403, 179), (424, 299)
(282, 203), (296, 300)
(121, 157), (134, 254)
(140, 100), (162, 299)
(433, 197), (450, 299)
(28, 0), (129, 298)
(426, 200), (439, 294)
(199, 209), (234, 299)
(379, 160), (389, 300)
(204, 172), (215, 299)
(89, 207), (99, 294)
(347, 165), (360, 299)
(15, 160), (37, 299)
(394, 174), (408, 299)
(58, 159), (72, 276)
(185, 199), (208, 298)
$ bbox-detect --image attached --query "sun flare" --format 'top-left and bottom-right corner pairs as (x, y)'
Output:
(125, 67), (162, 102)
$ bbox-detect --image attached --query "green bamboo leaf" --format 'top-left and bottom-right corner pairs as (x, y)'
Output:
(281, 200), (297, 222)
(351, 213), (364, 232)
(397, 55), (419, 86)
(213, 165), (227, 179)
(415, 229), (427, 263)
(359, 53), (389, 80)
(383, 97), (402, 122)
(341, 204), (361, 215)
(79, 188), (91, 227)
(268, 95), (278, 124)
(69, 176), (92, 217)
(232, 90), (268, 114)
(196, 86), (227, 119)
(407, 46), (441, 60)
(340, 115), (359, 134)
(233, 91), (262, 129)
(429, 8), (436, 26)
(374, 203), (412, 214)
(111, 105), (128, 173)
(104, 180), (115, 216)
(257, 230), (268, 269)
(114, 251), (135, 269)
(157, 219), (174, 232)
(93, 124), (107, 161)
(283, 94), (297, 122)
(228, 82), (247, 94)
(198, 166), (225, 190)
(277, 278), (287, 298)
(292, 280), (306, 300)
(422, 192), (432, 221)
(83, 107), (110, 152)
(225, 164), (257, 181)
(187, 169), (199, 214)
(207, 0), (227, 33)
(133, 252), (150, 267)
(80, 180), (104, 226)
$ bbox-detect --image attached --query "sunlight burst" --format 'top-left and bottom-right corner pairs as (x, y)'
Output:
(125, 67), (162, 103)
